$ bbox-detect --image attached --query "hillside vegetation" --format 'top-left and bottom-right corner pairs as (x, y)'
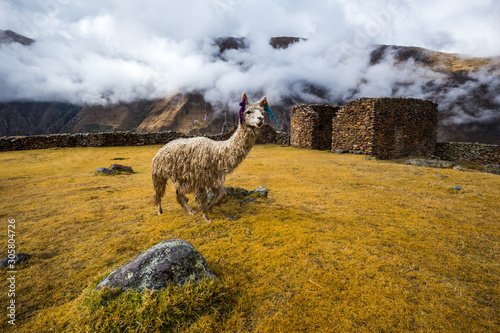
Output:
(0, 145), (499, 332)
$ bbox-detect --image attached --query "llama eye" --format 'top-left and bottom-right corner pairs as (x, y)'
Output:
(245, 111), (251, 114)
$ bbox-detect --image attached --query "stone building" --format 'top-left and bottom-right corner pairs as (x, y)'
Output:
(331, 98), (438, 159)
(290, 104), (340, 150)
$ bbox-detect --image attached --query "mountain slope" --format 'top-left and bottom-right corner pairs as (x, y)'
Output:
(0, 29), (35, 45)
(0, 102), (80, 136)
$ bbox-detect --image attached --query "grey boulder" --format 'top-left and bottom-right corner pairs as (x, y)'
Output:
(0, 253), (31, 267)
(483, 164), (500, 175)
(96, 167), (116, 175)
(95, 239), (215, 292)
(405, 159), (457, 169)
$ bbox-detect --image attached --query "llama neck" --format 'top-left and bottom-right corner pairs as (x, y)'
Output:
(222, 124), (259, 171)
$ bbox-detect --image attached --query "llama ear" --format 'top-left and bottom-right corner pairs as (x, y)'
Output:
(241, 92), (248, 103)
(258, 96), (267, 107)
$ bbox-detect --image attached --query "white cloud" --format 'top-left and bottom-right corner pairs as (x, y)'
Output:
(0, 0), (498, 109)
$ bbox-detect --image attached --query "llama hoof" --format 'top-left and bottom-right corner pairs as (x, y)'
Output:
(188, 210), (196, 216)
(202, 213), (212, 223)
(158, 209), (163, 215)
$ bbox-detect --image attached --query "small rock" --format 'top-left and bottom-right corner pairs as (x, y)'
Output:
(452, 185), (463, 191)
(208, 186), (269, 201)
(483, 164), (500, 175)
(96, 167), (116, 175)
(207, 189), (216, 201)
(365, 157), (372, 161)
(109, 164), (134, 173)
(333, 149), (349, 154)
(405, 159), (457, 169)
(234, 187), (251, 198)
(453, 165), (464, 171)
(435, 174), (448, 178)
(227, 216), (237, 221)
(254, 186), (269, 198)
(95, 240), (215, 292)
(0, 253), (31, 267)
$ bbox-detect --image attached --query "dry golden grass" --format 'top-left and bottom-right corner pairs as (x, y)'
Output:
(0, 145), (499, 332)
(424, 48), (500, 74)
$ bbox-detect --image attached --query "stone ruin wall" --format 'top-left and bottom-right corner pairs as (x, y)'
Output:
(370, 98), (438, 159)
(331, 98), (376, 155)
(331, 98), (438, 159)
(293, 97), (497, 163)
(290, 104), (340, 150)
(0, 124), (289, 152)
(435, 142), (500, 164)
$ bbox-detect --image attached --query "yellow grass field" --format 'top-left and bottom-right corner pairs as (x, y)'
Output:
(0, 144), (499, 332)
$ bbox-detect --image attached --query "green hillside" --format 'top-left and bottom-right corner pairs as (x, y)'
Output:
(0, 145), (499, 332)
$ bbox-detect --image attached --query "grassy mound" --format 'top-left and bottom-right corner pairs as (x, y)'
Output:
(0, 145), (499, 332)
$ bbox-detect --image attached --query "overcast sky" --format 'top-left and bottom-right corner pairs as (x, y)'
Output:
(0, 0), (499, 105)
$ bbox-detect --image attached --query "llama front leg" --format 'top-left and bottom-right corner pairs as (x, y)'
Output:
(208, 185), (227, 212)
(195, 189), (212, 223)
(176, 189), (196, 215)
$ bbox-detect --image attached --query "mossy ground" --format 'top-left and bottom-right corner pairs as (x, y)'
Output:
(0, 145), (499, 332)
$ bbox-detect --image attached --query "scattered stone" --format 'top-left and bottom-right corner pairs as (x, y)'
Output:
(333, 149), (349, 154)
(482, 164), (500, 175)
(227, 216), (237, 221)
(96, 167), (116, 175)
(109, 164), (134, 173)
(405, 159), (457, 169)
(95, 239), (215, 292)
(453, 165), (464, 171)
(0, 253), (31, 267)
(208, 186), (269, 201)
(230, 187), (251, 198)
(365, 157), (372, 160)
(452, 185), (463, 191)
(435, 174), (448, 178)
(254, 186), (269, 198)
(476, 194), (483, 197)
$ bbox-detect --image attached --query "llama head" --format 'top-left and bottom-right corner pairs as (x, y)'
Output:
(239, 92), (266, 129)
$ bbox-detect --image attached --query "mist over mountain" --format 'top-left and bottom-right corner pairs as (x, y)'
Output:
(0, 1), (499, 143)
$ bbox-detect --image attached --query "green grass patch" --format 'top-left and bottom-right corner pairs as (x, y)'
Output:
(0, 145), (499, 332)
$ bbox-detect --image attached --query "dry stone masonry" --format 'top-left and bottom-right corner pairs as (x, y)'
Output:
(290, 104), (340, 150)
(331, 98), (438, 159)
(435, 142), (500, 164)
(0, 126), (287, 152)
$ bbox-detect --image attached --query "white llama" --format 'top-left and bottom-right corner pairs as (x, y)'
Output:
(152, 93), (268, 223)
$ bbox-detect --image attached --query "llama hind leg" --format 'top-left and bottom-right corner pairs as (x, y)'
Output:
(153, 173), (167, 215)
(208, 185), (227, 212)
(195, 189), (212, 223)
(176, 189), (196, 215)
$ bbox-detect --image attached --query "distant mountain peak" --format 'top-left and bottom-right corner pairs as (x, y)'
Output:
(214, 36), (306, 55)
(0, 29), (35, 46)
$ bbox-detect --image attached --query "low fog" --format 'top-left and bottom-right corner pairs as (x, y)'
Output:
(0, 0), (499, 125)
